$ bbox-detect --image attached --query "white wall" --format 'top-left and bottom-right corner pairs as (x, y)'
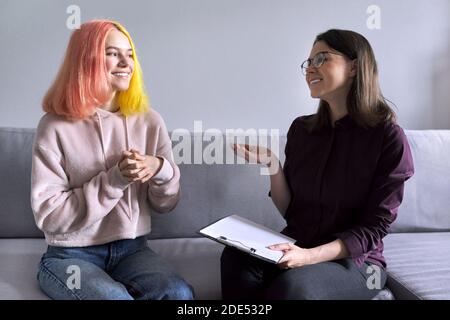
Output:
(1, 0), (449, 132)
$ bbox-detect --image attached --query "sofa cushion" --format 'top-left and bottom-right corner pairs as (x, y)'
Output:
(0, 128), (43, 238)
(150, 163), (287, 239)
(150, 238), (223, 299)
(0, 238), (394, 300)
(2, 127), (450, 237)
(0, 128), (287, 239)
(0, 238), (224, 300)
(0, 239), (48, 299)
(150, 133), (288, 239)
(383, 232), (450, 299)
(391, 130), (450, 232)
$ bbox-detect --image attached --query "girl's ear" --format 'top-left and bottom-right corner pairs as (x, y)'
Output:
(349, 59), (357, 77)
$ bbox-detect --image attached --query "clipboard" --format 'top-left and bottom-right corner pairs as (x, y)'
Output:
(198, 214), (295, 264)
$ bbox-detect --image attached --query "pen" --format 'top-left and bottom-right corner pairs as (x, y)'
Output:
(219, 236), (256, 253)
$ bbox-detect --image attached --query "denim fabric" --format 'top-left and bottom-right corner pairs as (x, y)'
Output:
(37, 236), (194, 300)
(221, 247), (387, 300)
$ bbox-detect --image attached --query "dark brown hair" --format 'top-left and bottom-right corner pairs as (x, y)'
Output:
(305, 29), (396, 132)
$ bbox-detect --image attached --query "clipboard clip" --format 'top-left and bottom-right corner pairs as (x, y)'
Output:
(219, 236), (256, 253)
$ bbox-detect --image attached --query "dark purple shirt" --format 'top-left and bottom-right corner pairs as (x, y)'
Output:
(281, 114), (414, 268)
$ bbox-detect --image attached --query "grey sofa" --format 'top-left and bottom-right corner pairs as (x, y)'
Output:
(0, 127), (449, 300)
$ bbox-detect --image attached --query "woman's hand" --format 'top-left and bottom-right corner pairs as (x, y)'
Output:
(118, 149), (162, 183)
(232, 143), (276, 167)
(268, 243), (313, 269)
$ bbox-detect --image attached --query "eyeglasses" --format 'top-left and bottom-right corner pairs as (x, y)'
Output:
(300, 51), (345, 76)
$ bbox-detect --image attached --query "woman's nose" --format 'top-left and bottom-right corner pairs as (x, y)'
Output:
(118, 58), (128, 67)
(117, 54), (130, 67)
(306, 66), (317, 74)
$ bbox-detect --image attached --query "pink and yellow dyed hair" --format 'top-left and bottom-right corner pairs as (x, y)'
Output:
(43, 20), (149, 119)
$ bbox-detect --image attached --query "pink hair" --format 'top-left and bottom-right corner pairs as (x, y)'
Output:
(43, 20), (148, 119)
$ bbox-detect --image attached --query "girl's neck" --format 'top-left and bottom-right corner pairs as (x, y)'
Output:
(103, 93), (119, 112)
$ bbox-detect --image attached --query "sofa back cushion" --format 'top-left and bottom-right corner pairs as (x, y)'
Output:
(0, 128), (286, 238)
(0, 128), (42, 238)
(149, 134), (287, 239)
(0, 127), (449, 238)
(390, 130), (450, 232)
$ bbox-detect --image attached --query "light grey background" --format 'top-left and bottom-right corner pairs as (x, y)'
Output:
(0, 0), (449, 132)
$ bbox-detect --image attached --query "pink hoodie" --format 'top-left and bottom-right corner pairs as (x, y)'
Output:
(31, 107), (180, 247)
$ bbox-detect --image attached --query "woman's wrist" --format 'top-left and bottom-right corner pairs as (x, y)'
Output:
(153, 156), (164, 175)
(308, 239), (350, 265)
(307, 247), (320, 265)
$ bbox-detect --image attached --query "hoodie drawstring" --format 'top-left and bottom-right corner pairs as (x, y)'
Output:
(124, 117), (133, 219)
(95, 110), (133, 220)
(96, 112), (108, 170)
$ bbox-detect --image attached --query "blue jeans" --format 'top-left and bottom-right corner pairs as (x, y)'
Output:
(37, 236), (194, 300)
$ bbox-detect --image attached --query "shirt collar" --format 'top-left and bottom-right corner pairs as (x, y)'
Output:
(333, 114), (355, 130)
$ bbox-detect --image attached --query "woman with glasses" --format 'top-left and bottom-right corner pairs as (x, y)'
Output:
(31, 20), (193, 300)
(221, 29), (414, 299)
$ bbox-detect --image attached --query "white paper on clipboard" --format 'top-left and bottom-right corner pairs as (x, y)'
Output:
(198, 214), (295, 264)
